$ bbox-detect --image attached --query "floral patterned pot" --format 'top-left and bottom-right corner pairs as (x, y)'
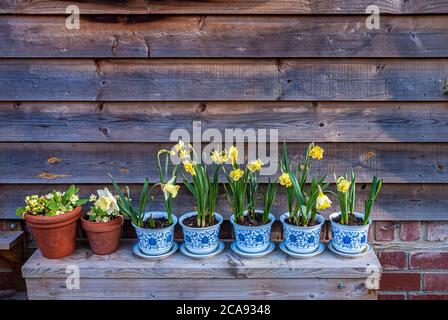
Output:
(280, 212), (324, 254)
(179, 212), (223, 255)
(330, 212), (371, 254)
(132, 212), (177, 256)
(230, 210), (275, 253)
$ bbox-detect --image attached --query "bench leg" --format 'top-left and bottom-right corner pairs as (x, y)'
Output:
(0, 237), (26, 292)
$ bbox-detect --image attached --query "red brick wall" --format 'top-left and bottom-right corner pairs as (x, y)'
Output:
(374, 221), (448, 300)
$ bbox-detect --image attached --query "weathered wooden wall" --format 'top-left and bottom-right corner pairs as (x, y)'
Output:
(0, 0), (448, 224)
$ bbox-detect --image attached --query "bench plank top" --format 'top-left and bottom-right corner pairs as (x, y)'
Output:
(0, 231), (24, 250)
(23, 241), (381, 280)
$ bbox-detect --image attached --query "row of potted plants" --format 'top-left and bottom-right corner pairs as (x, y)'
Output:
(17, 142), (382, 259)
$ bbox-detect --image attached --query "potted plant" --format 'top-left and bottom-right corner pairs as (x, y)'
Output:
(280, 143), (331, 254)
(109, 156), (180, 256)
(330, 170), (383, 254)
(16, 185), (87, 259)
(224, 146), (277, 254)
(81, 187), (123, 255)
(178, 141), (223, 255)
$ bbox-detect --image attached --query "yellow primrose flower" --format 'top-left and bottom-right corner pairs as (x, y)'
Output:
(279, 172), (292, 188)
(162, 183), (180, 200)
(247, 159), (263, 172)
(229, 168), (244, 181)
(316, 192), (332, 210)
(228, 146), (239, 164)
(183, 160), (196, 176)
(336, 177), (351, 193)
(309, 145), (324, 160)
(211, 150), (228, 164)
(70, 194), (79, 204)
(89, 194), (97, 202)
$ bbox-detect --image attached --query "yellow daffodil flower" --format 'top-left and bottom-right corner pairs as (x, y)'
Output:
(158, 149), (175, 157)
(174, 140), (185, 152)
(178, 148), (190, 160)
(316, 192), (332, 210)
(211, 150), (228, 164)
(228, 146), (239, 164)
(247, 159), (263, 172)
(183, 160), (196, 176)
(162, 182), (180, 200)
(309, 145), (324, 160)
(229, 168), (244, 181)
(279, 172), (292, 188)
(336, 177), (351, 193)
(96, 188), (119, 215)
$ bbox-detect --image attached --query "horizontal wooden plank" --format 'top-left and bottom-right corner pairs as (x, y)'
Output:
(1, 59), (448, 101)
(0, 142), (446, 184)
(22, 241), (380, 279)
(2, 102), (448, 142)
(2, 0), (448, 14)
(3, 15), (448, 58)
(25, 278), (375, 300)
(3, 183), (448, 221)
(0, 231), (23, 250)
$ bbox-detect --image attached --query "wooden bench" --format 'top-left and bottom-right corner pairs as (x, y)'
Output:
(22, 240), (381, 300)
(0, 231), (26, 292)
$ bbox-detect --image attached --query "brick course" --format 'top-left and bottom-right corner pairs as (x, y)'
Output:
(400, 222), (421, 241)
(376, 221), (448, 300)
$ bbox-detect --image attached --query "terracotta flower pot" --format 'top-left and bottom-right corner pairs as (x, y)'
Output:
(81, 215), (123, 255)
(25, 206), (82, 259)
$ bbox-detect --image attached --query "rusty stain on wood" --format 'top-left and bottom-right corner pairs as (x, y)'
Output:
(36, 172), (70, 180)
(364, 152), (376, 161)
(47, 157), (61, 164)
(119, 167), (129, 174)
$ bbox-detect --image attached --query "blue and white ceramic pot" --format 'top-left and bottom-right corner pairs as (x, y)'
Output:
(179, 212), (223, 255)
(330, 212), (371, 254)
(230, 210), (275, 253)
(132, 211), (177, 256)
(280, 212), (324, 254)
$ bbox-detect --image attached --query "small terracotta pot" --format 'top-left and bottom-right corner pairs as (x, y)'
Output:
(25, 206), (82, 259)
(81, 215), (123, 255)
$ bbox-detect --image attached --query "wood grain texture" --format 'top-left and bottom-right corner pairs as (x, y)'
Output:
(0, 142), (446, 184)
(2, 0), (448, 14)
(2, 102), (448, 142)
(2, 15), (448, 58)
(1, 59), (448, 101)
(25, 278), (375, 300)
(0, 231), (23, 250)
(22, 241), (380, 279)
(2, 184), (448, 221)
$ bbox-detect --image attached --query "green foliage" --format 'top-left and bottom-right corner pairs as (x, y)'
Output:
(335, 170), (382, 225)
(223, 164), (248, 224)
(283, 143), (329, 226)
(16, 185), (87, 217)
(364, 176), (383, 225)
(156, 150), (179, 224)
(108, 174), (152, 227)
(182, 162), (221, 228)
(262, 178), (278, 224)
